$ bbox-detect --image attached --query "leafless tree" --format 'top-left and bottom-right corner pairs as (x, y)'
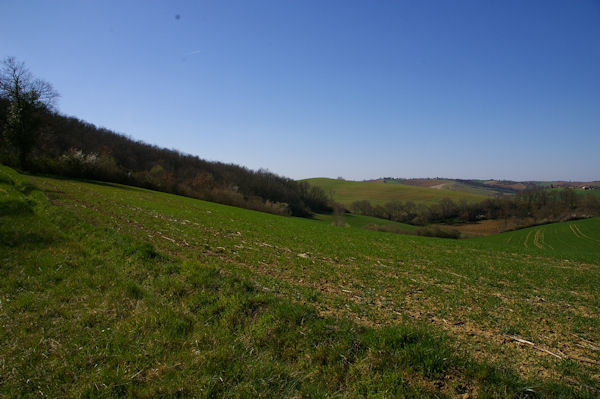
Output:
(332, 202), (347, 227)
(0, 57), (58, 106)
(0, 56), (59, 166)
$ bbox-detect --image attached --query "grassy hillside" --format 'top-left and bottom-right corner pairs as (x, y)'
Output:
(313, 213), (417, 230)
(2, 166), (599, 397)
(468, 218), (600, 263)
(384, 177), (600, 198)
(434, 181), (508, 197)
(380, 178), (530, 197)
(304, 178), (489, 206)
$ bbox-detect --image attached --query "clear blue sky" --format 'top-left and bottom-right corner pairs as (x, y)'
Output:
(2, 0), (599, 181)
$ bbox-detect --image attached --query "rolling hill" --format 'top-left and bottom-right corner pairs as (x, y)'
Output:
(303, 177), (489, 206)
(2, 165), (599, 397)
(380, 177), (600, 197)
(380, 178), (531, 196)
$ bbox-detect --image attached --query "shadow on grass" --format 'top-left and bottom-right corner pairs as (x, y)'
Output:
(0, 199), (34, 216)
(0, 225), (55, 248)
(29, 172), (149, 193)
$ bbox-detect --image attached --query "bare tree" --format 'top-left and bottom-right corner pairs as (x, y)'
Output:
(332, 202), (348, 227)
(0, 56), (59, 167)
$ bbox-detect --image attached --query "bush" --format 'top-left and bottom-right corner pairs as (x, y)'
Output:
(413, 225), (461, 239)
(364, 224), (412, 235)
(364, 224), (462, 239)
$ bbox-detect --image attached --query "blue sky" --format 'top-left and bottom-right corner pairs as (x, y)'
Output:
(1, 0), (599, 181)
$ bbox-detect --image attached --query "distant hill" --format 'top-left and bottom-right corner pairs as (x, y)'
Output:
(302, 178), (488, 206)
(370, 177), (600, 197)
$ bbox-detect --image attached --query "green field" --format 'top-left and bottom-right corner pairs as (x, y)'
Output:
(304, 178), (489, 206)
(313, 212), (417, 230)
(468, 219), (600, 263)
(384, 178), (513, 197)
(436, 181), (506, 197)
(2, 166), (599, 398)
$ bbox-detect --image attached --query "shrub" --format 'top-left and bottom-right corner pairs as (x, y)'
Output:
(365, 224), (462, 239)
(414, 225), (461, 239)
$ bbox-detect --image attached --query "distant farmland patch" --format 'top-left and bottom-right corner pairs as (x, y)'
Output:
(468, 217), (600, 263)
(303, 178), (488, 206)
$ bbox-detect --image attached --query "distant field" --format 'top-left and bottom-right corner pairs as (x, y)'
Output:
(468, 218), (600, 264)
(313, 212), (417, 230)
(2, 166), (599, 397)
(304, 178), (489, 206)
(379, 178), (453, 188)
(442, 219), (522, 237)
(380, 178), (530, 197)
(380, 178), (600, 197)
(435, 180), (505, 196)
(546, 187), (600, 199)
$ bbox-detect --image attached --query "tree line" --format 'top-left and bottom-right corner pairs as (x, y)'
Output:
(0, 57), (330, 217)
(350, 189), (600, 227)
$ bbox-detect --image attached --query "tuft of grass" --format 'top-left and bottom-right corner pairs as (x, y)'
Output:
(124, 280), (145, 299)
(124, 241), (159, 260)
(0, 198), (34, 216)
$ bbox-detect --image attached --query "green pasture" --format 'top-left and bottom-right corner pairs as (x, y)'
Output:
(1, 166), (599, 398)
(439, 181), (502, 197)
(467, 218), (600, 264)
(313, 212), (417, 230)
(304, 177), (489, 206)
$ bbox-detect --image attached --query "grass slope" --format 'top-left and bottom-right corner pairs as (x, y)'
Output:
(468, 218), (600, 264)
(313, 213), (417, 230)
(438, 181), (504, 197)
(383, 179), (506, 197)
(304, 178), (489, 206)
(1, 166), (599, 398)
